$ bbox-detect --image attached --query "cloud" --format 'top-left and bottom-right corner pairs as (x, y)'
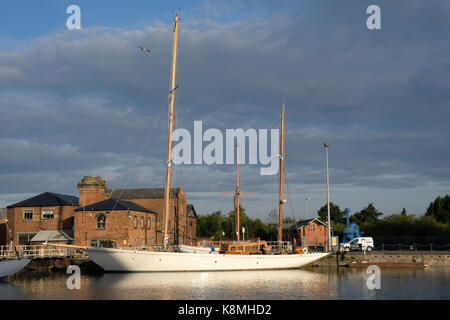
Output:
(0, 1), (448, 217)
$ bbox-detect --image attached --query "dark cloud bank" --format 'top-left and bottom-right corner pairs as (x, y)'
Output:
(0, 0), (449, 218)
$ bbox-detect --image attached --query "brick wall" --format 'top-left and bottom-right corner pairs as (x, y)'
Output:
(73, 209), (156, 247)
(123, 189), (188, 245)
(186, 216), (197, 245)
(7, 206), (77, 244)
(78, 187), (108, 207)
(299, 221), (328, 247)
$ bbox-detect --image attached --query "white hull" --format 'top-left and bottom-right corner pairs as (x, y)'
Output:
(86, 247), (329, 272)
(0, 259), (31, 280)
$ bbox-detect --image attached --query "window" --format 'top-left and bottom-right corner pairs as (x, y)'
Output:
(230, 246), (236, 252)
(140, 217), (144, 229)
(238, 246), (243, 252)
(42, 210), (54, 219)
(18, 232), (37, 245)
(252, 245), (258, 252)
(133, 216), (137, 228)
(147, 217), (151, 229)
(91, 239), (115, 248)
(245, 246), (251, 252)
(96, 213), (106, 230)
(23, 210), (33, 220)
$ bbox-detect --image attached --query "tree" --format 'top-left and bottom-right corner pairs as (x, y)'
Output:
(196, 211), (225, 238)
(426, 195), (450, 224)
(317, 202), (345, 224)
(350, 203), (383, 225)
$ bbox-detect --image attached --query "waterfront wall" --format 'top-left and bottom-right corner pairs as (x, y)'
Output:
(309, 252), (450, 267)
(24, 257), (103, 272)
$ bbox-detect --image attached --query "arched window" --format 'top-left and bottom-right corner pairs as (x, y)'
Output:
(140, 217), (144, 229)
(133, 216), (137, 229)
(96, 213), (106, 230)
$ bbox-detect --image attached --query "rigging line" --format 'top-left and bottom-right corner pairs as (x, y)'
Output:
(209, 163), (238, 193)
(110, 95), (169, 211)
(284, 166), (296, 221)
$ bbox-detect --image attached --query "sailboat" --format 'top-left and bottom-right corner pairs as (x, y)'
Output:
(0, 218), (31, 280)
(77, 14), (330, 271)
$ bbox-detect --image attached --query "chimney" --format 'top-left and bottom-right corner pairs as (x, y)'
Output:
(77, 176), (107, 207)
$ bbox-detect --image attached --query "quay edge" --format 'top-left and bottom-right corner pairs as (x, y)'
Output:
(307, 252), (450, 268)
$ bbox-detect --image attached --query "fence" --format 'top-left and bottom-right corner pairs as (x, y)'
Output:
(372, 236), (450, 251)
(373, 243), (450, 251)
(0, 245), (86, 259)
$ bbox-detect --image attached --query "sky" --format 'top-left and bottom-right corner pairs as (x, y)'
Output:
(0, 0), (449, 222)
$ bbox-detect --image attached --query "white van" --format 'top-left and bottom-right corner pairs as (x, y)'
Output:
(341, 237), (374, 252)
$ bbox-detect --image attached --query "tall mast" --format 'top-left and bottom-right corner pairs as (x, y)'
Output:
(163, 14), (180, 251)
(235, 145), (240, 241)
(278, 105), (285, 242)
(221, 144), (254, 241)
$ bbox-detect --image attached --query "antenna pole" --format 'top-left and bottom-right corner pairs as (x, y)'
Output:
(163, 14), (180, 251)
(235, 144), (240, 241)
(324, 143), (331, 252)
(278, 105), (285, 242)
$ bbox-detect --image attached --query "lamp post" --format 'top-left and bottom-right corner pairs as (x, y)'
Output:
(324, 143), (331, 252)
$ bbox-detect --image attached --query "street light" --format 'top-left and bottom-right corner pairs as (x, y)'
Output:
(324, 143), (331, 252)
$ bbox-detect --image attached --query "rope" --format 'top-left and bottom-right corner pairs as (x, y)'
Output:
(109, 95), (169, 212)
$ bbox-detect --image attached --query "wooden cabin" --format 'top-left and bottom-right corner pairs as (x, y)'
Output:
(220, 240), (268, 255)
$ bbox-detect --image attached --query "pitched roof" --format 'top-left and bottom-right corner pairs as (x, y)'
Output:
(107, 188), (181, 200)
(7, 192), (79, 208)
(74, 198), (156, 214)
(282, 218), (329, 231)
(186, 204), (197, 218)
(30, 230), (73, 242)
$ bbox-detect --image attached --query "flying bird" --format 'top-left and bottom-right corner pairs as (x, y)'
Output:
(138, 47), (151, 53)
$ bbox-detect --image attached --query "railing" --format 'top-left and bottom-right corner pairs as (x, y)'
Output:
(264, 241), (293, 253)
(0, 245), (87, 260)
(374, 243), (450, 251)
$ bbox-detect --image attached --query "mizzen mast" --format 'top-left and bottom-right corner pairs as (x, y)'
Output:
(221, 144), (255, 241)
(235, 145), (241, 241)
(163, 14), (180, 251)
(278, 105), (285, 242)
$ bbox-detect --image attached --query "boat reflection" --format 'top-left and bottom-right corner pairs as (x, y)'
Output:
(90, 269), (334, 299)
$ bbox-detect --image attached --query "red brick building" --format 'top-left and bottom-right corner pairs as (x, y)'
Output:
(73, 198), (157, 248)
(74, 176), (193, 247)
(4, 176), (197, 247)
(6, 192), (79, 245)
(283, 218), (329, 249)
(186, 204), (197, 245)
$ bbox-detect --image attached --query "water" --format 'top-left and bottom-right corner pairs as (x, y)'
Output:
(0, 267), (448, 300)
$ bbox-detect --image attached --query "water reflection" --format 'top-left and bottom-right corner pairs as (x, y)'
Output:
(1, 267), (449, 300)
(90, 269), (331, 300)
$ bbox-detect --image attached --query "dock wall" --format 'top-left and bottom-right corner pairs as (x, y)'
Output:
(309, 252), (450, 267)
